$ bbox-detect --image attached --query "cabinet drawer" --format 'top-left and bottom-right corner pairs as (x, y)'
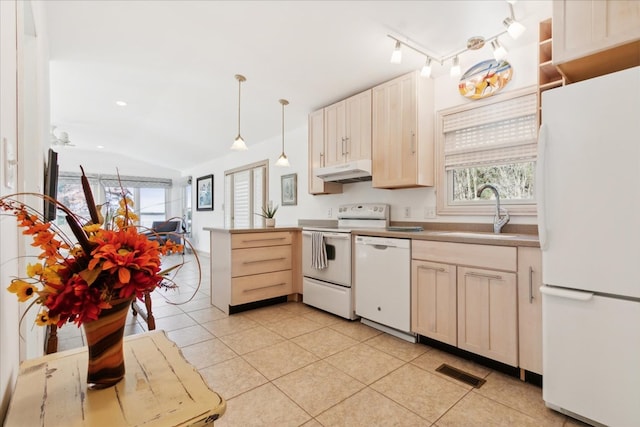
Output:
(412, 240), (516, 272)
(231, 270), (292, 305)
(232, 245), (292, 277)
(231, 232), (292, 249)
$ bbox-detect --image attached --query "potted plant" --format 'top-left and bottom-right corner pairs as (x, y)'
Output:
(257, 202), (278, 227)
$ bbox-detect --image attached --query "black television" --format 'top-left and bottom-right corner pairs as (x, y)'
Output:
(43, 148), (58, 222)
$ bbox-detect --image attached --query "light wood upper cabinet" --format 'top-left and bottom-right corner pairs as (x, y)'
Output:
(372, 70), (434, 189)
(308, 108), (342, 195)
(553, 0), (640, 82)
(457, 266), (518, 367)
(324, 90), (372, 167)
(411, 260), (457, 346)
(517, 247), (543, 375)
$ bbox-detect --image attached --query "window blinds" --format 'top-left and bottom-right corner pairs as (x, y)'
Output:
(58, 172), (172, 188)
(225, 163), (267, 228)
(443, 92), (537, 170)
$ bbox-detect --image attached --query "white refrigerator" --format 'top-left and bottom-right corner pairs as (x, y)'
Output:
(537, 66), (640, 427)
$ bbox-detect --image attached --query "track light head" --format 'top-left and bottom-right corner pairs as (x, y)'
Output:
(491, 39), (508, 61)
(503, 17), (525, 39)
(420, 58), (432, 78)
(390, 40), (402, 64)
(450, 56), (461, 77)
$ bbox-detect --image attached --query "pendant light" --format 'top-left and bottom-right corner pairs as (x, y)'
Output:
(230, 74), (248, 151)
(275, 99), (290, 167)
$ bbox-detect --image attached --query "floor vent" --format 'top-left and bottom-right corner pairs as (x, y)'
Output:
(435, 363), (486, 388)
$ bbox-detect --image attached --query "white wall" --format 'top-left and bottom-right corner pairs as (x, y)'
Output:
(185, 40), (541, 254)
(1, 0), (50, 419)
(0, 0), (21, 419)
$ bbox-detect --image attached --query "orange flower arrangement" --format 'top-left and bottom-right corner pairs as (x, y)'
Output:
(2, 167), (188, 327)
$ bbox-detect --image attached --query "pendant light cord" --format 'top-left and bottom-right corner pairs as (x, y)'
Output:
(279, 99), (289, 153)
(237, 78), (242, 136)
(234, 74), (246, 138)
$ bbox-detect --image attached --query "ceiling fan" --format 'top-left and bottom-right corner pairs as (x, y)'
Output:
(50, 125), (75, 147)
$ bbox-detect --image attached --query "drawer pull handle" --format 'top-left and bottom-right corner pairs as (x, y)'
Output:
(243, 257), (286, 265)
(417, 265), (445, 273)
(243, 282), (286, 293)
(242, 237), (287, 243)
(465, 271), (503, 281)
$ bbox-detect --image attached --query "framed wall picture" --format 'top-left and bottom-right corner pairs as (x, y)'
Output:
(196, 174), (214, 211)
(281, 173), (297, 206)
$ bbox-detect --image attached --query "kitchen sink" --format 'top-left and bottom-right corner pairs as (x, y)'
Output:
(436, 231), (520, 239)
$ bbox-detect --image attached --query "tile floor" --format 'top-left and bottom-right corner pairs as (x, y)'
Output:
(57, 254), (587, 427)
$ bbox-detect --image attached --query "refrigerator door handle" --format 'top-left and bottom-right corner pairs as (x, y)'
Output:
(536, 124), (548, 251)
(540, 285), (594, 301)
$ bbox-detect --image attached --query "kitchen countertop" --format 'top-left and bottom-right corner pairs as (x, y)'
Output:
(351, 228), (539, 247)
(204, 224), (540, 247)
(204, 225), (301, 233)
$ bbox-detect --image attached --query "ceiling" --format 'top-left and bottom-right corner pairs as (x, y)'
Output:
(44, 0), (550, 171)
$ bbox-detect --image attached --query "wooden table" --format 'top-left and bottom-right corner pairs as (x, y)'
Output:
(4, 331), (226, 426)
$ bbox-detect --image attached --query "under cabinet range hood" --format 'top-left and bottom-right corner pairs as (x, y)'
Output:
(314, 159), (372, 183)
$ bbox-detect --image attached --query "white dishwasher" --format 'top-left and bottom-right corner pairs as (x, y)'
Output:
(354, 236), (414, 342)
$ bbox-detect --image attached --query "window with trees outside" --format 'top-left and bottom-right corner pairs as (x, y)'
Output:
(57, 173), (171, 229)
(436, 87), (538, 216)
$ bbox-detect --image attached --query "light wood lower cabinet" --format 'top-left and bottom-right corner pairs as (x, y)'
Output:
(457, 266), (518, 366)
(517, 247), (543, 375)
(411, 260), (457, 346)
(411, 240), (521, 368)
(231, 270), (292, 306)
(211, 230), (299, 314)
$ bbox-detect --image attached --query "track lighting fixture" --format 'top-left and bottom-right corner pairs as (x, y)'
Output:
(491, 39), (508, 61)
(390, 40), (402, 64)
(387, 1), (525, 77)
(275, 99), (290, 167)
(230, 74), (248, 151)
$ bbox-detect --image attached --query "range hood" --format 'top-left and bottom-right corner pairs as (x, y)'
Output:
(314, 159), (372, 183)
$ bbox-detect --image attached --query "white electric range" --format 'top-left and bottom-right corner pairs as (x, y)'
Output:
(301, 203), (389, 319)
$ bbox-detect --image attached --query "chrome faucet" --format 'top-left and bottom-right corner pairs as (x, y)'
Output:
(477, 184), (510, 234)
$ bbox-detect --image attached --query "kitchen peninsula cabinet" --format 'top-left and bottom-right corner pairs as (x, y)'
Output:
(324, 89), (372, 167)
(553, 0), (640, 82)
(517, 247), (543, 375)
(372, 70), (434, 189)
(308, 108), (342, 195)
(411, 240), (518, 367)
(208, 228), (301, 314)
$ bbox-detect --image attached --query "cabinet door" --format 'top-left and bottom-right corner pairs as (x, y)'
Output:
(324, 100), (347, 166)
(345, 89), (372, 162)
(517, 247), (542, 374)
(411, 260), (457, 346)
(554, 0), (640, 64)
(308, 109), (342, 195)
(457, 266), (518, 366)
(372, 72), (421, 188)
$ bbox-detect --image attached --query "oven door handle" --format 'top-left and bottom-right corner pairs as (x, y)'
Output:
(302, 231), (350, 239)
